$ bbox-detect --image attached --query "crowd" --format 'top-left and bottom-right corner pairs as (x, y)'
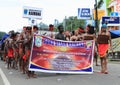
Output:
(55, 24), (112, 74)
(0, 23), (112, 79)
(1, 26), (38, 79)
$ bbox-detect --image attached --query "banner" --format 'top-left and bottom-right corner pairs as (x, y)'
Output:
(29, 35), (95, 74)
(109, 37), (120, 53)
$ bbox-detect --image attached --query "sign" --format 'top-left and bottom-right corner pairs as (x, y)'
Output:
(93, 10), (105, 20)
(102, 16), (120, 24)
(78, 8), (91, 19)
(23, 6), (43, 19)
(110, 12), (119, 16)
(108, 37), (120, 52)
(29, 35), (94, 74)
(116, 0), (120, 12)
(28, 18), (37, 26)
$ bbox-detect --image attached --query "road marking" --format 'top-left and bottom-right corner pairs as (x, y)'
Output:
(0, 68), (10, 85)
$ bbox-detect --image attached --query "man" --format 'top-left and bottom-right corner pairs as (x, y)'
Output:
(6, 31), (15, 69)
(55, 25), (65, 75)
(33, 25), (39, 34)
(97, 24), (112, 74)
(49, 24), (54, 38)
(55, 25), (65, 40)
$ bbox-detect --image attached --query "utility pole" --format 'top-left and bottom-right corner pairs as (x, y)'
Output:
(95, 0), (98, 33)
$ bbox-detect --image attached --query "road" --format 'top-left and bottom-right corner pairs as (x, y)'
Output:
(0, 59), (120, 85)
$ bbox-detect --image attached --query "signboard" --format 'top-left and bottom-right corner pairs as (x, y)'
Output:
(108, 37), (120, 52)
(28, 18), (37, 26)
(102, 16), (120, 24)
(110, 12), (119, 16)
(116, 0), (120, 12)
(23, 6), (43, 19)
(93, 10), (105, 20)
(29, 35), (95, 74)
(78, 8), (91, 19)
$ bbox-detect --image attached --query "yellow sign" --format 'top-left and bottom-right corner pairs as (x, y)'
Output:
(93, 10), (105, 20)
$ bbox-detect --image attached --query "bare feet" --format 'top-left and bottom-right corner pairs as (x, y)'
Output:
(96, 64), (100, 66)
(104, 72), (108, 74)
(32, 74), (37, 78)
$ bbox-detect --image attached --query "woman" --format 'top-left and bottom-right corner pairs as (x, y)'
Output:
(97, 25), (112, 74)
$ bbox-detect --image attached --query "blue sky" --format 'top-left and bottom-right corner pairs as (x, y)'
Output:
(0, 0), (95, 32)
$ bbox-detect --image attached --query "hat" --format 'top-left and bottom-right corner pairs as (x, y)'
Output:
(101, 24), (107, 29)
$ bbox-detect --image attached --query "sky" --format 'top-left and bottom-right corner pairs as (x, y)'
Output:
(0, 0), (95, 33)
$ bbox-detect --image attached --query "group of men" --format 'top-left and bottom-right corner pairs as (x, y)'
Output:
(2, 26), (38, 78)
(0, 23), (112, 78)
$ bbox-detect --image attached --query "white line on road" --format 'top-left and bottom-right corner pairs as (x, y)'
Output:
(0, 68), (10, 85)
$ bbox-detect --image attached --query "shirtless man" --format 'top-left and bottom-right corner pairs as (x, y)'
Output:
(6, 31), (15, 69)
(23, 26), (37, 78)
(17, 26), (27, 72)
(97, 25), (112, 74)
(12, 32), (20, 70)
(83, 25), (99, 66)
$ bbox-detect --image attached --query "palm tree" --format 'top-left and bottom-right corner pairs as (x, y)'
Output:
(97, 0), (104, 9)
(94, 0), (104, 32)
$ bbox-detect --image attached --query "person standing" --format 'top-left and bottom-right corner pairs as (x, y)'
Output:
(33, 25), (39, 34)
(49, 24), (54, 38)
(97, 25), (112, 74)
(64, 30), (71, 41)
(55, 25), (65, 40)
(55, 25), (65, 75)
(70, 30), (81, 41)
(83, 25), (99, 66)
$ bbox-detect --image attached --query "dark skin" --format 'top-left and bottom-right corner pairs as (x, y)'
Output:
(98, 28), (112, 74)
(17, 31), (26, 72)
(55, 25), (65, 40)
(24, 29), (37, 79)
(6, 36), (14, 69)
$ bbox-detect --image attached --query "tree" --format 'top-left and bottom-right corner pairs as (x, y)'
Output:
(37, 22), (49, 30)
(97, 0), (104, 9)
(63, 16), (86, 32)
(94, 0), (104, 32)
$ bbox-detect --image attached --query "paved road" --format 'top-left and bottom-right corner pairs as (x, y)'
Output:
(0, 76), (4, 85)
(0, 59), (120, 85)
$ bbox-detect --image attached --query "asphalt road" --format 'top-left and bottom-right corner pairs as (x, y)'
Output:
(0, 59), (120, 85)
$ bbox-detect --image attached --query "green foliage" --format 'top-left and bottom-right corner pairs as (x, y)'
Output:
(63, 16), (86, 32)
(37, 22), (48, 30)
(97, 0), (104, 9)
(37, 16), (86, 32)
